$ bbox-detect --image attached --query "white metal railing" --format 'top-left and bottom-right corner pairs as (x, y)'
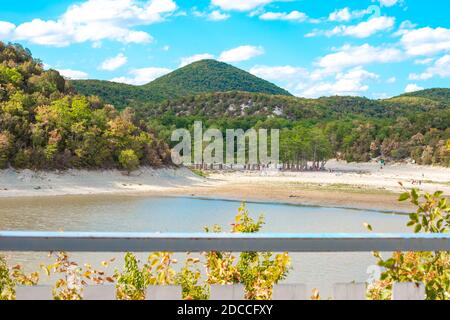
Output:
(2, 231), (448, 300)
(1, 231), (449, 252)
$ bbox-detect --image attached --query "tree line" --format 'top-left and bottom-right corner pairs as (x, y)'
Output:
(0, 42), (171, 171)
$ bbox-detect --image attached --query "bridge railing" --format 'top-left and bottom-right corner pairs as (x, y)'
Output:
(1, 231), (449, 252)
(1, 231), (449, 300)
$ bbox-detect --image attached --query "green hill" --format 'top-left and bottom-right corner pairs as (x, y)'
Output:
(135, 89), (449, 121)
(0, 41), (171, 170)
(134, 90), (449, 167)
(71, 60), (291, 109)
(398, 88), (450, 104)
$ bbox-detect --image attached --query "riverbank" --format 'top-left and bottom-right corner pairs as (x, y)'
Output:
(0, 160), (449, 212)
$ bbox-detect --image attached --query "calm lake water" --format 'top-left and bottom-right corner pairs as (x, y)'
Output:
(0, 195), (409, 297)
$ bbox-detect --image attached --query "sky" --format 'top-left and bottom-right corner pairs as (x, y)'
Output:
(0, 0), (449, 98)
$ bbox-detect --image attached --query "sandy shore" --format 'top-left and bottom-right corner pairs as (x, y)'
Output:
(0, 160), (449, 211)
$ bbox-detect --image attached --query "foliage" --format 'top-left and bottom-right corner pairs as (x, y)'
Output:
(115, 252), (178, 300)
(0, 42), (171, 170)
(204, 204), (291, 300)
(115, 253), (149, 300)
(400, 88), (450, 104)
(0, 255), (39, 300)
(367, 188), (450, 300)
(114, 205), (290, 300)
(175, 256), (209, 300)
(3, 42), (449, 168)
(191, 169), (209, 178)
(41, 252), (113, 300)
(1, 204), (291, 301)
(0, 256), (15, 300)
(280, 126), (332, 169)
(119, 149), (139, 174)
(135, 90), (449, 167)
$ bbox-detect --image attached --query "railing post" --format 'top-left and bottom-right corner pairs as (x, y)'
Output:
(272, 284), (307, 300)
(392, 283), (425, 300)
(146, 286), (182, 300)
(210, 285), (245, 300)
(333, 283), (366, 300)
(84, 285), (116, 300)
(16, 286), (53, 300)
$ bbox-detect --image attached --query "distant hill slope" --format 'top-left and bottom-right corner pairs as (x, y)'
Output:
(135, 91), (450, 121)
(71, 60), (291, 108)
(397, 88), (450, 104)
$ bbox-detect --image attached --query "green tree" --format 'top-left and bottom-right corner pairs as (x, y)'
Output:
(119, 149), (139, 174)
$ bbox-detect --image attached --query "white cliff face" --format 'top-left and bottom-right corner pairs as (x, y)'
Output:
(273, 106), (283, 116)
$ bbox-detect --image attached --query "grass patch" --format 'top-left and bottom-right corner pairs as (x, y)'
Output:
(191, 169), (209, 178)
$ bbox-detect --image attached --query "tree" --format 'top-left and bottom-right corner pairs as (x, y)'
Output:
(119, 149), (139, 174)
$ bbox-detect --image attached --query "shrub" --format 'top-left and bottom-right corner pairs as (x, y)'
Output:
(119, 149), (139, 174)
(204, 203), (291, 300)
(367, 187), (450, 300)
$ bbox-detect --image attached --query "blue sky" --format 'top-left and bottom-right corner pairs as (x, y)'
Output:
(0, 0), (449, 98)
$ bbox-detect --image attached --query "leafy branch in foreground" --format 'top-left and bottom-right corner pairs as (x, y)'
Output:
(115, 252), (178, 300)
(112, 203), (291, 300)
(0, 255), (39, 300)
(367, 187), (450, 300)
(205, 204), (291, 300)
(41, 252), (114, 300)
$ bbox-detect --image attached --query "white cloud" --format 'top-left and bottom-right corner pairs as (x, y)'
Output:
(387, 77), (396, 83)
(249, 64), (379, 98)
(400, 27), (450, 56)
(58, 69), (89, 79)
(375, 0), (399, 7)
(8, 0), (177, 46)
(111, 67), (172, 85)
(193, 8), (230, 21)
(0, 21), (16, 39)
(219, 45), (264, 63)
(100, 53), (128, 71)
(409, 55), (450, 80)
(317, 44), (403, 71)
(249, 65), (309, 92)
(405, 83), (424, 93)
(180, 46), (265, 68)
(62, 0), (177, 25)
(180, 53), (215, 67)
(260, 11), (308, 22)
(394, 20), (417, 36)
(14, 19), (71, 46)
(211, 0), (273, 12)
(328, 8), (352, 22)
(308, 16), (395, 38)
(328, 7), (370, 22)
(414, 58), (434, 65)
(342, 16), (395, 38)
(208, 10), (230, 21)
(300, 66), (378, 98)
(250, 65), (309, 93)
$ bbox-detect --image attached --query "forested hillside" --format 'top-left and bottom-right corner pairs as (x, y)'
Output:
(0, 42), (171, 170)
(135, 91), (450, 167)
(1, 42), (449, 169)
(400, 88), (450, 104)
(71, 60), (291, 108)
